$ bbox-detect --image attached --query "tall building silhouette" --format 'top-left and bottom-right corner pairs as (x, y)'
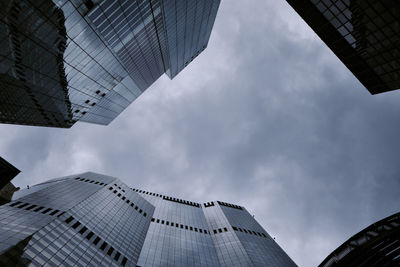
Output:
(287, 0), (400, 94)
(320, 212), (400, 266)
(0, 172), (296, 266)
(0, 0), (220, 127)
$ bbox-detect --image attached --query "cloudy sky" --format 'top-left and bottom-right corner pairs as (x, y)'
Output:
(1, 1), (400, 266)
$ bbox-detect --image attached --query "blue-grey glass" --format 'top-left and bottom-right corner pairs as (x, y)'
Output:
(1, 172), (296, 266)
(0, 0), (221, 128)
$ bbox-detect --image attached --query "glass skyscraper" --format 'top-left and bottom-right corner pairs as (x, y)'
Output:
(0, 172), (297, 266)
(0, 0), (220, 127)
(286, 0), (400, 94)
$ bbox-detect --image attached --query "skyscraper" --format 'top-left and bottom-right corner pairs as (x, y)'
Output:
(0, 172), (297, 266)
(286, 0), (400, 94)
(320, 211), (400, 266)
(0, 0), (220, 127)
(0, 156), (20, 205)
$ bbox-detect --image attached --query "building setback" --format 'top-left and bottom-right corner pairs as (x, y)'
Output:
(0, 0), (220, 127)
(286, 0), (400, 94)
(0, 172), (296, 266)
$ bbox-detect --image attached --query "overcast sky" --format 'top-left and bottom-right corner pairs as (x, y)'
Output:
(1, 1), (400, 266)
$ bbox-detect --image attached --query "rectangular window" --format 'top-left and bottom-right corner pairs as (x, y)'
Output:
(42, 208), (52, 214)
(156, 219), (160, 223)
(72, 222), (81, 229)
(232, 227), (238, 231)
(117, 193), (121, 197)
(17, 203), (29, 209)
(25, 204), (37, 210)
(213, 230), (217, 234)
(114, 252), (120, 261)
(86, 232), (94, 240)
(122, 197), (126, 200)
(65, 216), (74, 224)
(139, 209), (142, 213)
(223, 228), (228, 232)
(218, 229), (222, 233)
(204, 230), (208, 234)
(171, 222), (174, 227)
(194, 228), (198, 232)
(79, 226), (87, 235)
(190, 226), (193, 231)
(9, 201), (22, 207)
(143, 212), (147, 217)
(93, 237), (101, 245)
(121, 257), (127, 266)
(34, 207), (44, 212)
(199, 229), (202, 233)
(50, 210), (59, 216)
(166, 221), (169, 226)
(185, 225), (188, 230)
(151, 218), (155, 222)
(100, 241), (108, 251)
(161, 220), (164, 224)
(107, 247), (114, 256)
(57, 211), (66, 217)
(135, 206), (138, 210)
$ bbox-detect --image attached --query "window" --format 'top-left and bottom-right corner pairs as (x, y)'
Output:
(190, 226), (193, 231)
(114, 252), (120, 261)
(161, 220), (164, 224)
(194, 228), (198, 232)
(122, 197), (126, 200)
(79, 226), (87, 235)
(204, 230), (208, 234)
(72, 222), (81, 229)
(199, 229), (202, 233)
(121, 257), (127, 266)
(213, 230), (217, 234)
(117, 193), (121, 197)
(57, 211), (65, 217)
(223, 227), (228, 232)
(156, 219), (160, 223)
(18, 203), (29, 209)
(65, 216), (74, 224)
(107, 247), (114, 256)
(93, 237), (101, 245)
(139, 209), (142, 214)
(143, 212), (147, 217)
(34, 207), (44, 212)
(25, 204), (36, 210)
(135, 206), (138, 210)
(100, 241), (108, 251)
(9, 201), (22, 207)
(86, 232), (94, 240)
(166, 221), (169, 226)
(218, 229), (222, 233)
(185, 225), (188, 230)
(151, 218), (155, 222)
(171, 222), (174, 227)
(50, 210), (59, 216)
(232, 227), (238, 231)
(42, 208), (52, 214)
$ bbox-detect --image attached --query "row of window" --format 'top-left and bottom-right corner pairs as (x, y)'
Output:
(232, 226), (268, 238)
(108, 186), (147, 217)
(9, 201), (65, 217)
(74, 177), (107, 186)
(63, 215), (128, 266)
(150, 217), (209, 234)
(162, 195), (200, 208)
(217, 201), (243, 210)
(131, 188), (201, 208)
(203, 201), (215, 208)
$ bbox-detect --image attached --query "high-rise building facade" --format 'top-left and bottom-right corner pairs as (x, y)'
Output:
(286, 0), (400, 94)
(0, 0), (220, 127)
(0, 172), (296, 266)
